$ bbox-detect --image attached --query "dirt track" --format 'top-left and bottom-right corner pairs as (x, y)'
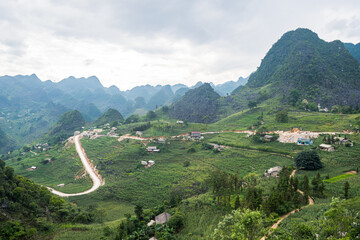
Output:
(46, 135), (103, 197)
(260, 170), (314, 240)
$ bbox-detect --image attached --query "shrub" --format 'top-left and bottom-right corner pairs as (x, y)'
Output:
(294, 151), (323, 170)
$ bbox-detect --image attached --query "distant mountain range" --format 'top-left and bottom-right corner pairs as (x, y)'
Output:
(0, 73), (247, 152)
(1, 27), (360, 152)
(345, 42), (360, 63)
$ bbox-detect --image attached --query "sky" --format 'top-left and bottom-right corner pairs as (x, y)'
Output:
(0, 0), (359, 90)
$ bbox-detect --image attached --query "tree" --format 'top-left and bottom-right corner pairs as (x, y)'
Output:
(234, 195), (240, 210)
(275, 109), (288, 123)
(134, 205), (143, 221)
(248, 101), (257, 109)
(146, 111), (156, 120)
(344, 181), (350, 199)
(295, 151), (323, 170)
(289, 90), (300, 106)
(211, 209), (265, 240)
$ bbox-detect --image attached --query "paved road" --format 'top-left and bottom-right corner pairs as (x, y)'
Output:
(47, 135), (103, 197)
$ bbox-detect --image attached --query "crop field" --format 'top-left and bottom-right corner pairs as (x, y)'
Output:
(7, 143), (93, 193)
(213, 107), (360, 132)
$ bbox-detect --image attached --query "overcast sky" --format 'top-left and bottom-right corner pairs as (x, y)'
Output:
(0, 0), (359, 90)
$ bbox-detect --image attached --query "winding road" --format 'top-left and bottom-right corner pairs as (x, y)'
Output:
(47, 135), (103, 197)
(260, 170), (314, 240)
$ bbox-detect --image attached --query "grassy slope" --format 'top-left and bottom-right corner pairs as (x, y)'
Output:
(8, 108), (360, 239)
(7, 143), (92, 193)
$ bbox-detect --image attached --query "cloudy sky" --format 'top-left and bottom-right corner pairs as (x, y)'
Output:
(0, 0), (359, 90)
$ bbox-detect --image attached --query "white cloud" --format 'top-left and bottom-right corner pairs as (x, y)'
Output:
(0, 0), (359, 90)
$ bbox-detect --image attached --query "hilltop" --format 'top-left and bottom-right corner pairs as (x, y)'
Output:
(46, 110), (86, 144)
(234, 28), (360, 109)
(94, 108), (124, 126)
(169, 83), (221, 123)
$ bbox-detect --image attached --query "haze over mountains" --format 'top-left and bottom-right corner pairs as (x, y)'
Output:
(0, 28), (360, 153)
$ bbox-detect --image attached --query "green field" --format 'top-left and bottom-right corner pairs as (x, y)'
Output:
(6, 109), (360, 239)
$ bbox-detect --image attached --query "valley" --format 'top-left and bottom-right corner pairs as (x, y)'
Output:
(1, 27), (360, 240)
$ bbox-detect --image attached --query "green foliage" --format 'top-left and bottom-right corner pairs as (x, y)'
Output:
(275, 109), (288, 123)
(248, 101), (257, 109)
(294, 150), (323, 170)
(145, 111), (157, 120)
(323, 173), (355, 183)
(46, 110), (86, 144)
(0, 158), (100, 239)
(211, 209), (265, 240)
(244, 28), (360, 108)
(169, 83), (221, 123)
(94, 108), (124, 126)
(167, 211), (185, 232)
(344, 181), (350, 199)
(125, 114), (140, 124)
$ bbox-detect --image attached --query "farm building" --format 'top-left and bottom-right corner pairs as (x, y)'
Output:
(264, 166), (282, 177)
(264, 135), (273, 142)
(297, 138), (313, 145)
(147, 146), (160, 152)
(176, 120), (184, 124)
(190, 132), (201, 138)
(319, 144), (335, 152)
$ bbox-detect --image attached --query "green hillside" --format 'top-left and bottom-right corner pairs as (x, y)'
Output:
(345, 42), (360, 62)
(46, 110), (86, 144)
(0, 127), (16, 153)
(169, 83), (221, 123)
(235, 28), (360, 109)
(0, 158), (101, 239)
(94, 108), (124, 126)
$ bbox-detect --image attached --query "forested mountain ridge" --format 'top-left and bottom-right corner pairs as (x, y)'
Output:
(45, 110), (86, 144)
(94, 108), (124, 126)
(169, 83), (221, 123)
(345, 42), (360, 63)
(235, 28), (360, 108)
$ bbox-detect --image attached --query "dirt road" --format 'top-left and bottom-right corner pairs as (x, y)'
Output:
(260, 170), (314, 240)
(47, 135), (103, 197)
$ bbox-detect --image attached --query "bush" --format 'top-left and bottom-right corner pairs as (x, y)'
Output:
(294, 150), (323, 170)
(167, 212), (185, 232)
(275, 109), (288, 123)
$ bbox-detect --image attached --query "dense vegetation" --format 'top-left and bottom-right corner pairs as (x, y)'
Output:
(46, 110), (86, 144)
(94, 108), (124, 126)
(0, 158), (101, 239)
(169, 83), (221, 123)
(345, 42), (360, 63)
(234, 28), (360, 109)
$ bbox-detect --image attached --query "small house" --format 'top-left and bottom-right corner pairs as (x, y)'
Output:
(155, 212), (171, 224)
(297, 138), (313, 145)
(31, 166), (37, 170)
(147, 146), (160, 152)
(264, 135), (273, 142)
(141, 161), (148, 166)
(157, 138), (166, 144)
(148, 160), (155, 166)
(319, 144), (334, 152)
(190, 132), (201, 138)
(136, 131), (143, 137)
(176, 120), (184, 124)
(264, 166), (282, 177)
(57, 183), (65, 187)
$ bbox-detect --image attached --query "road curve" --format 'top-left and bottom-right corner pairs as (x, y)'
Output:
(260, 170), (314, 240)
(47, 135), (103, 197)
